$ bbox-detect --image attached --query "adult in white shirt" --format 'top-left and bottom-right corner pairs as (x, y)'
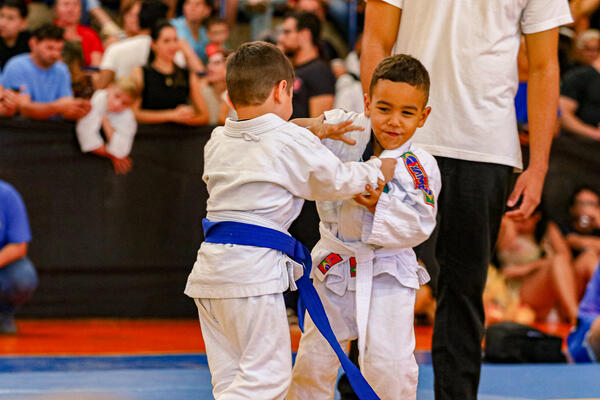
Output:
(360, 1), (572, 399)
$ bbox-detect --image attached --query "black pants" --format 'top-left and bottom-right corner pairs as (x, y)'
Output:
(429, 157), (514, 400)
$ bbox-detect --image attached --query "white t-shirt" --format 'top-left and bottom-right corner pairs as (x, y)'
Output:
(383, 0), (572, 169)
(100, 35), (186, 79)
(76, 90), (137, 158)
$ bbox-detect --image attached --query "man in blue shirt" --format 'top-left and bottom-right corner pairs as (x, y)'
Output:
(0, 180), (37, 335)
(568, 265), (600, 363)
(1, 24), (90, 120)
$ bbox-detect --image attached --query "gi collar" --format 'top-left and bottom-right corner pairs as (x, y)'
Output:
(223, 113), (288, 140)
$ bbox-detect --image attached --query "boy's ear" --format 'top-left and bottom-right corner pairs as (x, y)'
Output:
(417, 106), (432, 127)
(363, 92), (371, 117)
(273, 80), (288, 104)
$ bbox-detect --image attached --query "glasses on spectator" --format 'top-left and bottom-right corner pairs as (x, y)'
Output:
(575, 200), (599, 207)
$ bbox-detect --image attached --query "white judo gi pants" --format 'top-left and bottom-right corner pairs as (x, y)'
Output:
(194, 294), (292, 400)
(288, 274), (418, 400)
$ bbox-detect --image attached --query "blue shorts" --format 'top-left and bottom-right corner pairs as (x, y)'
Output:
(567, 318), (598, 363)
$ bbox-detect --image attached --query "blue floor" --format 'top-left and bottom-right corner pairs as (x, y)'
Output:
(0, 354), (598, 399)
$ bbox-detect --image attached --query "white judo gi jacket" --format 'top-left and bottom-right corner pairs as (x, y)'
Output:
(288, 109), (441, 400)
(184, 113), (384, 300)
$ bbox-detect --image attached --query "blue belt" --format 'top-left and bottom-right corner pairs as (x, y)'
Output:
(202, 218), (379, 400)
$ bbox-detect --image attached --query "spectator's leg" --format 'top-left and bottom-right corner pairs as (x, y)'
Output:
(574, 250), (599, 298)
(432, 157), (513, 400)
(0, 257), (38, 334)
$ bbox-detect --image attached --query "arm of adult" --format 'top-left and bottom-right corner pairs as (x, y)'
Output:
(308, 94), (334, 118)
(19, 95), (88, 120)
(0, 243), (28, 269)
(360, 0), (401, 94)
(506, 28), (560, 220)
(184, 71), (210, 125)
(558, 95), (600, 140)
(566, 233), (600, 252)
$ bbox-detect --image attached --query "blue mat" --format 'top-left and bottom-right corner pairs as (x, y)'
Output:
(0, 355), (598, 399)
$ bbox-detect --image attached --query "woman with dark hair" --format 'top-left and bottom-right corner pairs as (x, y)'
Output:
(130, 20), (208, 125)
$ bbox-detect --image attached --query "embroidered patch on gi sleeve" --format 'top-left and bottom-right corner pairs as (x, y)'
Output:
(318, 253), (343, 274)
(349, 257), (357, 277)
(401, 151), (435, 207)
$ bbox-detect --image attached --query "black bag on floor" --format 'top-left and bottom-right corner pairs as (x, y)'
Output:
(484, 321), (566, 363)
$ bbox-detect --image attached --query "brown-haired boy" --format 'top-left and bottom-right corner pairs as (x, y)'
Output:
(288, 54), (441, 399)
(76, 77), (141, 174)
(183, 41), (396, 399)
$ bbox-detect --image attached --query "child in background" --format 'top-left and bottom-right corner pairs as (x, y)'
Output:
(76, 77), (140, 174)
(204, 17), (229, 59)
(184, 41), (396, 399)
(288, 54), (441, 399)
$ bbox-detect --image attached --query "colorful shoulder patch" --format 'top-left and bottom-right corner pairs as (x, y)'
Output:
(401, 151), (435, 207)
(318, 253), (343, 274)
(349, 257), (357, 278)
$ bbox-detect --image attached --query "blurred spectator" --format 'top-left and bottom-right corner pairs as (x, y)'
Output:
(76, 77), (140, 174)
(1, 24), (91, 120)
(279, 11), (335, 118)
(294, 0), (346, 60)
(0, 180), (37, 335)
(204, 16), (229, 58)
(130, 20), (209, 125)
(331, 35), (363, 113)
(575, 29), (600, 66)
(0, 0), (30, 70)
(103, 0), (142, 49)
(560, 186), (600, 297)
(559, 47), (600, 140)
(62, 40), (94, 98)
(236, 0), (286, 41)
(170, 0), (211, 62)
(200, 48), (234, 124)
(496, 210), (578, 324)
(54, 0), (103, 67)
(568, 264), (600, 363)
(96, 0), (169, 89)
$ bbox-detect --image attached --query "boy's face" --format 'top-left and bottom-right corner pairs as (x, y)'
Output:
(0, 7), (26, 40)
(365, 79), (430, 150)
(107, 87), (135, 113)
(207, 23), (229, 45)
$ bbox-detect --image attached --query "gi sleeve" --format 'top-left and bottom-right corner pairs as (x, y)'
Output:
(362, 149), (441, 248)
(278, 124), (383, 202)
(322, 109), (372, 162)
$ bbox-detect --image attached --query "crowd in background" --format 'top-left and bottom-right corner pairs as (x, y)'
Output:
(0, 0), (600, 332)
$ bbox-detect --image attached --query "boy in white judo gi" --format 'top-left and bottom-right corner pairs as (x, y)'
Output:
(183, 41), (397, 400)
(288, 54), (441, 400)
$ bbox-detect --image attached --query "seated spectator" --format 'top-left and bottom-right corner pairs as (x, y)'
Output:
(62, 40), (94, 98)
(560, 186), (600, 297)
(294, 0), (347, 61)
(575, 29), (600, 67)
(0, 0), (30, 70)
(1, 24), (91, 120)
(102, 0), (142, 48)
(204, 16), (229, 58)
(54, 0), (103, 67)
(76, 77), (140, 174)
(0, 180), (37, 335)
(568, 264), (600, 363)
(96, 0), (169, 89)
(170, 0), (211, 62)
(278, 12), (335, 118)
(200, 48), (235, 124)
(130, 20), (209, 125)
(559, 48), (600, 141)
(496, 209), (578, 324)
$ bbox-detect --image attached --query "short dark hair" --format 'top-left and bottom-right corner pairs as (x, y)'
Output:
(289, 11), (320, 46)
(369, 54), (430, 104)
(569, 185), (600, 207)
(1, 0), (27, 18)
(226, 41), (294, 108)
(150, 19), (172, 41)
(206, 16), (227, 30)
(32, 24), (64, 41)
(139, 0), (168, 31)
